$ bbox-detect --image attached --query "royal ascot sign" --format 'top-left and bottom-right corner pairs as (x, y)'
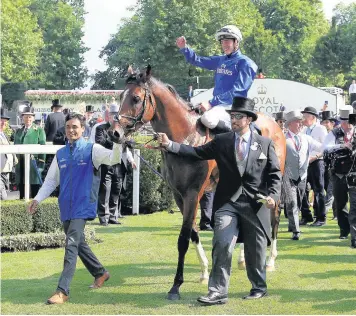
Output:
(191, 79), (340, 114)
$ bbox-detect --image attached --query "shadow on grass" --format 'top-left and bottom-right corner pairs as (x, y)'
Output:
(299, 269), (356, 279)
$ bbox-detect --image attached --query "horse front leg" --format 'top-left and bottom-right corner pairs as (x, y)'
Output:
(167, 194), (198, 300)
(266, 203), (281, 271)
(191, 228), (209, 284)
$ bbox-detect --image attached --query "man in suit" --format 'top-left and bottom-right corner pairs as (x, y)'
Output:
(158, 96), (281, 304)
(95, 104), (136, 225)
(284, 110), (323, 240)
(45, 99), (65, 142)
(0, 108), (17, 200)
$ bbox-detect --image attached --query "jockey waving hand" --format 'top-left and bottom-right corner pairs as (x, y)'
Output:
(176, 25), (258, 133)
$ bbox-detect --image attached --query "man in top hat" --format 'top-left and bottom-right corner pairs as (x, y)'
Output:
(45, 99), (65, 142)
(320, 111), (337, 217)
(284, 110), (323, 240)
(0, 108), (17, 200)
(85, 105), (97, 128)
(275, 112), (286, 132)
(323, 108), (356, 248)
(157, 96), (281, 303)
(300, 106), (328, 226)
(95, 104), (136, 225)
(14, 105), (46, 199)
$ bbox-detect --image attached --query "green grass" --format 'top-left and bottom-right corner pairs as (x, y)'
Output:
(1, 211), (356, 315)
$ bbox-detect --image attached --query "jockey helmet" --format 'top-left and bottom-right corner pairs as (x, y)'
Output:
(215, 25), (243, 42)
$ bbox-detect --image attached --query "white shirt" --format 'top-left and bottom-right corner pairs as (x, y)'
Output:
(287, 130), (322, 163)
(302, 123), (327, 157)
(349, 83), (356, 94)
(323, 127), (354, 151)
(34, 142), (122, 203)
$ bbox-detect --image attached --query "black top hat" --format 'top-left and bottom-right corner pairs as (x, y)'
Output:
(320, 111), (336, 122)
(301, 106), (318, 117)
(51, 99), (62, 108)
(0, 108), (10, 120)
(275, 112), (286, 121)
(86, 105), (94, 113)
(226, 97), (257, 121)
(349, 113), (356, 125)
(21, 106), (35, 115)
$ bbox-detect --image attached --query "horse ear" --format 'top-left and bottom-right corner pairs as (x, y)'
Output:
(127, 65), (133, 75)
(146, 64), (152, 77)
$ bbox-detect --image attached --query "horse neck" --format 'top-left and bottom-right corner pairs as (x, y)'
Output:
(150, 81), (197, 142)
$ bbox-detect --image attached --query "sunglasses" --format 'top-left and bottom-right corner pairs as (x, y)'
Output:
(230, 113), (247, 120)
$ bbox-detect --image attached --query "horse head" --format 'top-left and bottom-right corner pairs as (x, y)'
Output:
(119, 65), (157, 135)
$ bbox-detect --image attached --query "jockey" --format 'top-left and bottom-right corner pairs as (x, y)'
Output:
(176, 25), (258, 133)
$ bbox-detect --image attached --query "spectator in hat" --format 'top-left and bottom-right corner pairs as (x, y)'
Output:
(274, 112), (286, 132)
(284, 110), (323, 240)
(300, 106), (328, 226)
(95, 104), (136, 225)
(0, 108), (17, 200)
(85, 105), (97, 128)
(45, 99), (65, 142)
(14, 105), (46, 199)
(323, 109), (356, 248)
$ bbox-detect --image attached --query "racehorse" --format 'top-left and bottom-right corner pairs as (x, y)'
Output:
(118, 65), (286, 300)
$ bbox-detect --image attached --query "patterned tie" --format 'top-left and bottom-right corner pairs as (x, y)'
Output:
(237, 137), (244, 161)
(294, 135), (300, 150)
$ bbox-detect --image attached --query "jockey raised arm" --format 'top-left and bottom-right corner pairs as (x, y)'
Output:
(176, 25), (258, 133)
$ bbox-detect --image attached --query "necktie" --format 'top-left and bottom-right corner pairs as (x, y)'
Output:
(237, 137), (244, 161)
(294, 135), (300, 149)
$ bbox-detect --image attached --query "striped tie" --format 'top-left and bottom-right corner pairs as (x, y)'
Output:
(237, 137), (244, 161)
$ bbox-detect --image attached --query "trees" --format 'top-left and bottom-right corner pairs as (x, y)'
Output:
(1, 0), (43, 83)
(28, 0), (88, 89)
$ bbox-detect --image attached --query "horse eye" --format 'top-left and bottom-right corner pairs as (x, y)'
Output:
(132, 95), (141, 104)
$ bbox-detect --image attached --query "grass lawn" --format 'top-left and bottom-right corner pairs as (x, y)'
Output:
(1, 211), (356, 315)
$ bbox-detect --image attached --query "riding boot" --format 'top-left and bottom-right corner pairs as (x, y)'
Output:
(211, 121), (231, 134)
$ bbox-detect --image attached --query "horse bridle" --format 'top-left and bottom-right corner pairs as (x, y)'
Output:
(119, 86), (156, 134)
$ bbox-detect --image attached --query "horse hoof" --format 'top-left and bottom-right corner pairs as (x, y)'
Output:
(266, 265), (275, 272)
(238, 261), (246, 270)
(167, 292), (180, 300)
(200, 277), (209, 285)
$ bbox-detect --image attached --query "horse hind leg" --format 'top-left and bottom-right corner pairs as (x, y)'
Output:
(266, 204), (281, 272)
(191, 228), (209, 284)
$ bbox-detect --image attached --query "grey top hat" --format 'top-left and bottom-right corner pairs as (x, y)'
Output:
(339, 109), (353, 120)
(21, 106), (35, 116)
(109, 104), (119, 113)
(0, 108), (10, 120)
(86, 105), (95, 113)
(301, 106), (318, 117)
(226, 96), (257, 121)
(285, 110), (303, 125)
(320, 111), (336, 122)
(275, 112), (286, 121)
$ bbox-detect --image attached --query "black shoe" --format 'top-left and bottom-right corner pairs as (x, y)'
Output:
(339, 235), (348, 240)
(351, 240), (356, 248)
(99, 221), (108, 226)
(310, 220), (326, 227)
(200, 226), (213, 231)
(197, 291), (228, 305)
(292, 232), (300, 240)
(300, 218), (313, 225)
(243, 291), (268, 300)
(108, 219), (122, 225)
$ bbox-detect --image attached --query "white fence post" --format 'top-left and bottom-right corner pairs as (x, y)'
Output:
(24, 154), (31, 201)
(132, 149), (140, 215)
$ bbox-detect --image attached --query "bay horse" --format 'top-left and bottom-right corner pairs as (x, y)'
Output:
(118, 66), (286, 300)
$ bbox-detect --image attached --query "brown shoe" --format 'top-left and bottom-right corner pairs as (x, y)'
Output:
(89, 271), (110, 289)
(46, 291), (69, 304)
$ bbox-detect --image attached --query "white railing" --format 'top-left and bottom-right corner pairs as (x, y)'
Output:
(0, 145), (141, 214)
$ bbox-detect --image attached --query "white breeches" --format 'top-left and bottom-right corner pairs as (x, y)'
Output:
(200, 106), (231, 129)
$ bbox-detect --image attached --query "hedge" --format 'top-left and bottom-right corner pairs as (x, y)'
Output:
(121, 135), (175, 214)
(0, 226), (98, 252)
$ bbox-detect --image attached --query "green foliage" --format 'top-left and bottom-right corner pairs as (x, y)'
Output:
(32, 199), (62, 233)
(1, 82), (27, 109)
(122, 135), (175, 213)
(1, 200), (33, 236)
(28, 0), (88, 89)
(0, 226), (98, 252)
(0, 0), (44, 83)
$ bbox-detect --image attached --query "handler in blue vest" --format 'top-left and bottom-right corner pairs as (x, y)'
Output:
(28, 112), (124, 304)
(176, 25), (258, 133)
